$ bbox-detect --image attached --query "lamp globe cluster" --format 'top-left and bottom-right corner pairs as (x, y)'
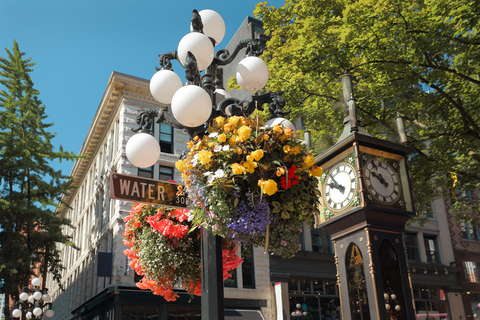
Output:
(126, 9), (270, 169)
(12, 277), (54, 319)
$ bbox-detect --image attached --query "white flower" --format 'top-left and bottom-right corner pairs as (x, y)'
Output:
(214, 169), (225, 178)
(222, 145), (230, 151)
(214, 144), (222, 152)
(192, 154), (198, 167)
(209, 132), (219, 138)
(207, 174), (214, 184)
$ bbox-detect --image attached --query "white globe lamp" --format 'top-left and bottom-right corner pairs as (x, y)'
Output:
(171, 85), (212, 127)
(126, 133), (161, 168)
(33, 307), (42, 317)
(31, 278), (41, 287)
(33, 291), (43, 301)
(191, 10), (226, 46)
(150, 70), (183, 105)
(12, 309), (22, 318)
(45, 309), (55, 318)
(178, 32), (214, 71)
(19, 292), (29, 301)
(236, 56), (269, 92)
(28, 295), (35, 304)
(42, 293), (51, 302)
(26, 311), (33, 319)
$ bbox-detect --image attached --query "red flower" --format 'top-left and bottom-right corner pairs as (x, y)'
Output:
(280, 165), (300, 189)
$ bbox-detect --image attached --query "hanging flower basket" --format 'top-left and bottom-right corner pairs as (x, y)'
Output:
(175, 116), (323, 258)
(123, 203), (242, 301)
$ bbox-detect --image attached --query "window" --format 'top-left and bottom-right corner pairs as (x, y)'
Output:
(138, 166), (154, 179)
(241, 245), (255, 288)
(463, 261), (480, 283)
(413, 287), (450, 320)
(404, 233), (420, 261)
(424, 236), (440, 263)
(311, 227), (332, 253)
(462, 221), (480, 241)
(160, 123), (173, 154)
(159, 165), (174, 181)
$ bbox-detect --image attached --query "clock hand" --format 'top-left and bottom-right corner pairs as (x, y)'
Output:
(328, 174), (346, 194)
(371, 171), (389, 188)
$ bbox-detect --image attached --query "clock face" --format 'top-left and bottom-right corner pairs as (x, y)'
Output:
(323, 162), (358, 212)
(363, 159), (402, 205)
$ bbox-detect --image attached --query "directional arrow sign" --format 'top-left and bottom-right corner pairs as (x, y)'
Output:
(110, 173), (188, 208)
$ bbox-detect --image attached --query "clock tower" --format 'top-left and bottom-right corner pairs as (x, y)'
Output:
(316, 73), (416, 320)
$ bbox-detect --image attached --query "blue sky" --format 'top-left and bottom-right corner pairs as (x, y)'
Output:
(0, 0), (285, 176)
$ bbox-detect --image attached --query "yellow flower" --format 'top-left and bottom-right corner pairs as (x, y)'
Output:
(231, 163), (246, 175)
(187, 141), (194, 148)
(197, 150), (213, 165)
(237, 125), (252, 142)
(236, 148), (243, 154)
(303, 155), (315, 168)
(224, 123), (233, 133)
(290, 146), (302, 155)
(228, 116), (240, 126)
(214, 116), (224, 127)
(218, 133), (227, 143)
(284, 127), (293, 137)
(283, 145), (291, 154)
(175, 160), (187, 172)
(259, 179), (278, 196)
(310, 166), (323, 177)
(208, 142), (216, 148)
(273, 125), (283, 133)
(250, 149), (264, 161)
(228, 135), (237, 146)
(276, 167), (286, 177)
(243, 159), (257, 173)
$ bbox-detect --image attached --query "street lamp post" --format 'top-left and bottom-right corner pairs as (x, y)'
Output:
(11, 278), (54, 320)
(125, 9), (293, 320)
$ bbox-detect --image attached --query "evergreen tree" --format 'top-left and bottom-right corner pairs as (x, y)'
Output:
(254, 0), (480, 222)
(0, 40), (77, 320)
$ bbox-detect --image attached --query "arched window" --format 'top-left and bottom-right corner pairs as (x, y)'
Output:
(346, 243), (370, 320)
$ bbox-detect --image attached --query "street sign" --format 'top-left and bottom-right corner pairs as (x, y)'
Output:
(110, 173), (188, 208)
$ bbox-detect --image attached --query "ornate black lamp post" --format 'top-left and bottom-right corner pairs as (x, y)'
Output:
(11, 278), (54, 320)
(125, 9), (292, 320)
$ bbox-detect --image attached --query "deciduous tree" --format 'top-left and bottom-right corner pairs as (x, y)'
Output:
(254, 0), (480, 221)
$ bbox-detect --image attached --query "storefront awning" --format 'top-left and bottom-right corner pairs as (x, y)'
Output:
(225, 309), (265, 320)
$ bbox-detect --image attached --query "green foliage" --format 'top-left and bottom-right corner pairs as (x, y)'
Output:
(255, 0), (480, 222)
(0, 40), (78, 316)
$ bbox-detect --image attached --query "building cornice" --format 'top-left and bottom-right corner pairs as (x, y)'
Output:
(58, 72), (156, 216)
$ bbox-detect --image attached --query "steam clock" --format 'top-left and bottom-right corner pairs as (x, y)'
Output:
(316, 74), (416, 320)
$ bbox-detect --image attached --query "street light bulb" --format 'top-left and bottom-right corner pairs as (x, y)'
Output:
(45, 309), (55, 318)
(26, 311), (33, 319)
(126, 133), (161, 168)
(19, 292), (29, 301)
(191, 10), (225, 46)
(150, 69), (183, 105)
(12, 309), (22, 318)
(33, 307), (43, 317)
(33, 291), (42, 300)
(171, 85), (212, 127)
(28, 295), (35, 304)
(236, 56), (269, 92)
(42, 293), (51, 302)
(177, 32), (214, 71)
(31, 278), (41, 287)
(265, 118), (296, 135)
